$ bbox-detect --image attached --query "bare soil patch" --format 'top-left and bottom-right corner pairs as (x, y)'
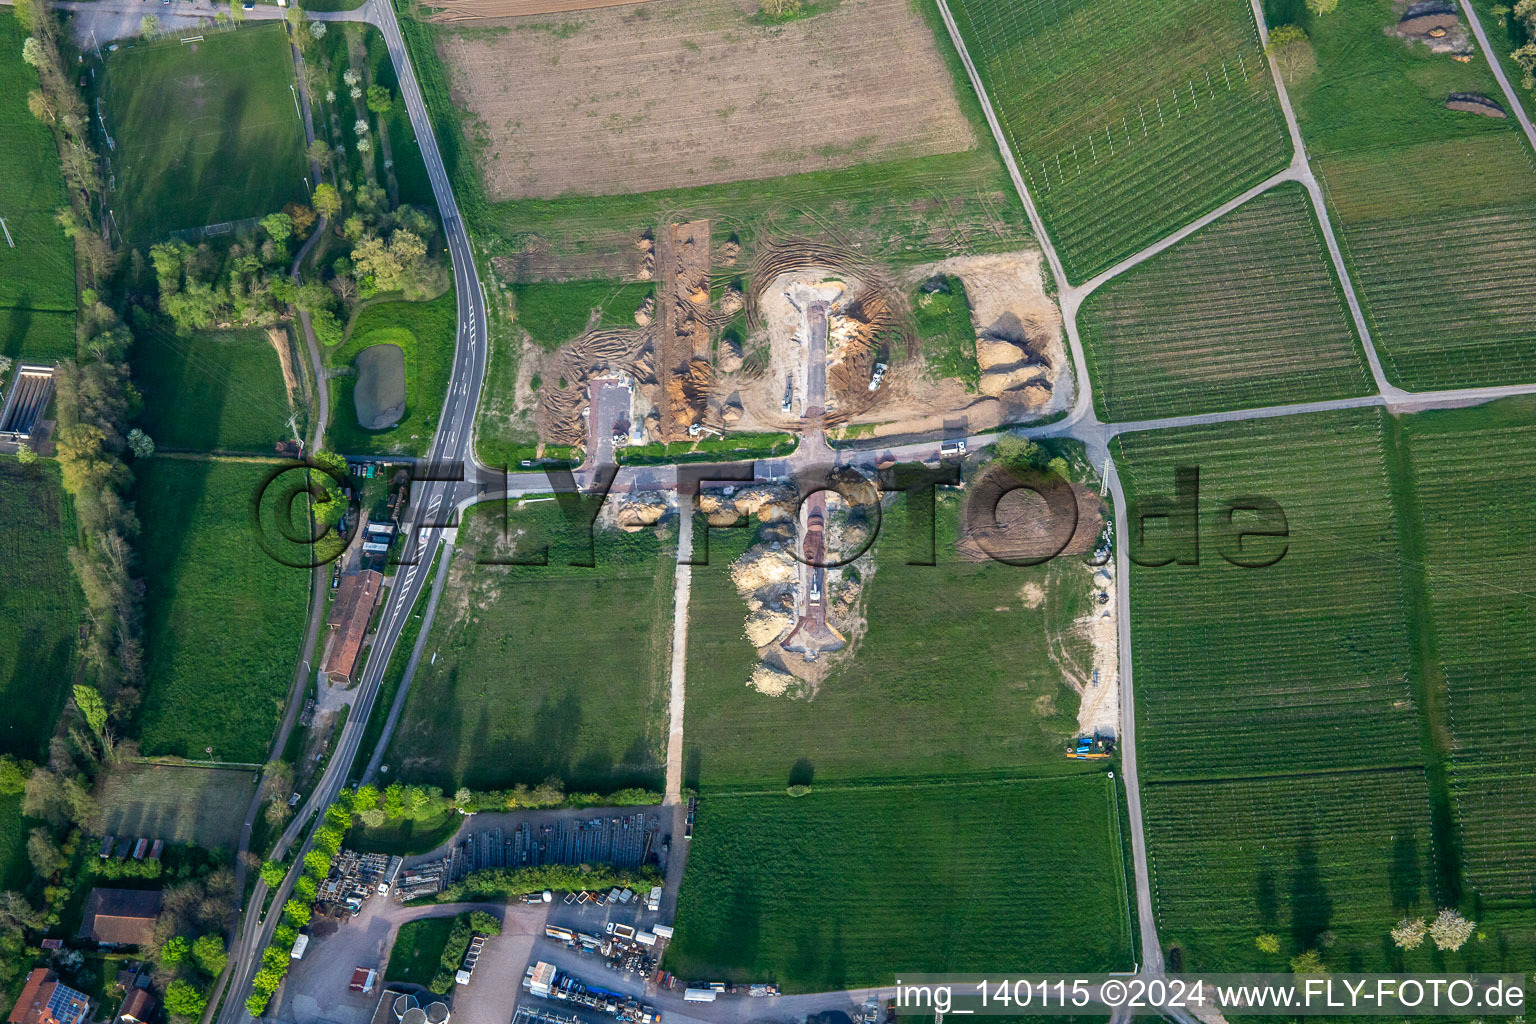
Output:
(434, 0), (975, 200)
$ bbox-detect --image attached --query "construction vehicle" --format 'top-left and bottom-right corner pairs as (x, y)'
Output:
(1066, 734), (1115, 760)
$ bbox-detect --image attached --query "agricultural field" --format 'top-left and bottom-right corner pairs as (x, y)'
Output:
(133, 458), (311, 763)
(434, 0), (975, 201)
(948, 0), (1291, 282)
(400, 2), (1029, 286)
(1396, 399), (1536, 901)
(1288, 0), (1536, 389)
(329, 294), (456, 457)
(1145, 769), (1442, 971)
(101, 24), (307, 242)
(132, 322), (296, 453)
(1111, 410), (1422, 779)
(1077, 184), (1371, 421)
(683, 496), (1094, 792)
(0, 460), (81, 761)
(0, 11), (75, 363)
(666, 777), (1132, 991)
(97, 763), (257, 851)
(384, 500), (675, 792)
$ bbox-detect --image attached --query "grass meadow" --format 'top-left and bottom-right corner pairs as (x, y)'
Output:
(385, 916), (456, 986)
(102, 24), (307, 241)
(948, 0), (1291, 282)
(1078, 184), (1371, 420)
(329, 293), (456, 457)
(132, 322), (294, 453)
(0, 795), (29, 892)
(0, 460), (81, 761)
(912, 276), (982, 392)
(384, 500), (675, 792)
(0, 11), (75, 363)
(134, 458), (310, 763)
(511, 280), (654, 350)
(666, 777), (1132, 991)
(98, 763), (257, 851)
(1284, 0), (1536, 389)
(1396, 399), (1536, 903)
(683, 497), (1093, 792)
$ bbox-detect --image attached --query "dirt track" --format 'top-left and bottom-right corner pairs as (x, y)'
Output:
(434, 0), (975, 199)
(429, 0), (661, 17)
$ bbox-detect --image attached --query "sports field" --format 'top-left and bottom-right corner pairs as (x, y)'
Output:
(102, 24), (307, 241)
(0, 460), (81, 761)
(132, 323), (295, 453)
(98, 763), (257, 851)
(1396, 399), (1536, 901)
(384, 500), (675, 792)
(134, 458), (311, 763)
(1113, 410), (1421, 778)
(329, 294), (456, 457)
(1078, 184), (1370, 420)
(948, 0), (1291, 282)
(0, 11), (75, 362)
(1291, 0), (1536, 389)
(683, 498), (1092, 792)
(666, 777), (1132, 991)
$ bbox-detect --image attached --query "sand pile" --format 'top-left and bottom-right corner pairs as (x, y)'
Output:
(744, 609), (793, 647)
(748, 662), (800, 697)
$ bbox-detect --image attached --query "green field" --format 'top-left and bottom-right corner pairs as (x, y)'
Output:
(1078, 184), (1371, 420)
(912, 276), (981, 392)
(948, 0), (1291, 282)
(685, 497), (1094, 792)
(385, 916), (456, 986)
(511, 280), (654, 350)
(1286, 0), (1536, 389)
(328, 293), (455, 456)
(384, 500), (675, 792)
(1113, 410), (1422, 778)
(0, 11), (75, 362)
(1396, 399), (1536, 902)
(102, 24), (307, 241)
(98, 763), (257, 851)
(0, 460), (81, 760)
(134, 458), (311, 763)
(133, 322), (295, 453)
(667, 777), (1132, 991)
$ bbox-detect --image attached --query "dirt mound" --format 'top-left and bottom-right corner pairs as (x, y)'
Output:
(611, 492), (668, 532)
(744, 609), (793, 647)
(664, 358), (714, 431)
(730, 544), (798, 592)
(956, 477), (1104, 563)
(748, 662), (801, 697)
(1446, 92), (1506, 117)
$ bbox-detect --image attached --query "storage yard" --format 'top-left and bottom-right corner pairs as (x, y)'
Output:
(395, 811), (662, 900)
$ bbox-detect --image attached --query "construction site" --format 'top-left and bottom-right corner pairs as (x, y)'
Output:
(505, 220), (1069, 461)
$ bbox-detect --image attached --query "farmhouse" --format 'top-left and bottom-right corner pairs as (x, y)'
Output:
(7, 970), (89, 1024)
(78, 888), (163, 947)
(321, 569), (384, 683)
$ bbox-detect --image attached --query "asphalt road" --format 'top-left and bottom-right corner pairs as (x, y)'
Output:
(215, 0), (488, 1018)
